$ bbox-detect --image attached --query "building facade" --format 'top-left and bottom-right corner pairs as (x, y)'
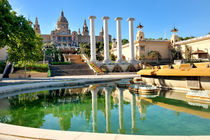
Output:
(34, 11), (111, 50)
(111, 26), (171, 62)
(111, 26), (210, 62)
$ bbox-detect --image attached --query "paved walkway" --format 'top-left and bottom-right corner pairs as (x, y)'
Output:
(0, 74), (138, 94)
(0, 123), (209, 140)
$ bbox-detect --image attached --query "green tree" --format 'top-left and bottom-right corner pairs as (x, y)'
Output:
(122, 39), (129, 45)
(0, 0), (14, 48)
(79, 43), (90, 57)
(0, 0), (43, 78)
(170, 48), (183, 60)
(179, 36), (195, 41)
(185, 45), (192, 61)
(110, 53), (116, 61)
(139, 54), (145, 61)
(7, 16), (43, 77)
(147, 51), (161, 62)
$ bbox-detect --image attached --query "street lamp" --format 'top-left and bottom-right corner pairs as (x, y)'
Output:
(42, 47), (46, 64)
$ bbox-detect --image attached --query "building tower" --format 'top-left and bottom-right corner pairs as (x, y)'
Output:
(34, 17), (40, 34)
(57, 10), (69, 32)
(111, 38), (117, 50)
(82, 19), (89, 36)
(99, 26), (104, 37)
(170, 27), (179, 44)
(78, 28), (81, 35)
(136, 23), (144, 41)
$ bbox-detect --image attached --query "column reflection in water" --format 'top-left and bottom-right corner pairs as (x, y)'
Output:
(131, 93), (137, 133)
(117, 87), (125, 134)
(91, 88), (98, 132)
(104, 87), (112, 133)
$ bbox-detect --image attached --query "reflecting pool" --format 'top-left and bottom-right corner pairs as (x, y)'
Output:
(0, 82), (210, 135)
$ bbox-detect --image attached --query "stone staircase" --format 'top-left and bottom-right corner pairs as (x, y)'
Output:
(50, 54), (94, 76)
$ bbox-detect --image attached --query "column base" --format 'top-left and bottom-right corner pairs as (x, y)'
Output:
(116, 59), (127, 64)
(90, 59), (97, 63)
(128, 59), (138, 64)
(103, 59), (112, 64)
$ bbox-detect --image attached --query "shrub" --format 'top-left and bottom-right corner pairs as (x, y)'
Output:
(0, 61), (6, 73)
(14, 63), (48, 72)
(51, 62), (71, 65)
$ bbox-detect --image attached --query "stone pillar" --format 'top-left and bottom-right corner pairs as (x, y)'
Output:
(117, 87), (125, 134)
(91, 88), (98, 132)
(88, 16), (96, 62)
(104, 87), (111, 133)
(115, 17), (123, 63)
(102, 17), (111, 64)
(131, 93), (137, 133)
(127, 18), (136, 64)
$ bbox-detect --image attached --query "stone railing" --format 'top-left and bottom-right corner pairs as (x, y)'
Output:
(81, 54), (97, 74)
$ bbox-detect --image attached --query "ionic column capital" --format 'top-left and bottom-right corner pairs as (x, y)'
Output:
(102, 16), (110, 20)
(115, 17), (123, 21)
(127, 18), (135, 21)
(88, 16), (96, 20)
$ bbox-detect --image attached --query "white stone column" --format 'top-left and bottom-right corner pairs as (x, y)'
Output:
(104, 87), (111, 133)
(102, 17), (111, 64)
(117, 87), (125, 134)
(131, 93), (137, 133)
(88, 16), (96, 62)
(91, 88), (98, 132)
(127, 18), (136, 64)
(115, 17), (123, 63)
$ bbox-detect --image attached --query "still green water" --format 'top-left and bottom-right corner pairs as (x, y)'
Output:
(0, 82), (210, 135)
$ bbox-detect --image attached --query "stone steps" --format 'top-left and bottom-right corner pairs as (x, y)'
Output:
(50, 54), (94, 76)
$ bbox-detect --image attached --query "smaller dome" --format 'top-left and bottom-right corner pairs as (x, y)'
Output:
(57, 11), (68, 23)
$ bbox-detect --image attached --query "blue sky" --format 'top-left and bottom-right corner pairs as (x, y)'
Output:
(9, 0), (210, 40)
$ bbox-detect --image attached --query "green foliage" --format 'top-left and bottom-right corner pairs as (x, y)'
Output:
(139, 54), (145, 61)
(145, 38), (156, 40)
(51, 62), (71, 65)
(147, 51), (161, 61)
(59, 52), (64, 62)
(0, 0), (13, 48)
(0, 0), (43, 68)
(48, 69), (51, 77)
(185, 45), (192, 60)
(79, 43), (90, 57)
(170, 48), (183, 60)
(96, 42), (104, 61)
(110, 53), (116, 61)
(14, 63), (48, 72)
(122, 39), (129, 45)
(89, 62), (103, 74)
(0, 61), (6, 73)
(179, 36), (195, 41)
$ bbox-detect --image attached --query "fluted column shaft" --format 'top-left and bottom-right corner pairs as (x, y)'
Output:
(127, 18), (136, 63)
(104, 87), (111, 133)
(89, 16), (96, 62)
(102, 17), (111, 64)
(91, 89), (98, 132)
(115, 17), (123, 63)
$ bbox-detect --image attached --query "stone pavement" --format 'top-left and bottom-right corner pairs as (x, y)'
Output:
(0, 123), (209, 140)
(0, 74), (138, 94)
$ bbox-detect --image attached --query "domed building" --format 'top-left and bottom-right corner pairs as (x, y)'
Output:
(35, 11), (112, 51)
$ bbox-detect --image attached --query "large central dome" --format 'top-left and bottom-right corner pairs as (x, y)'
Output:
(57, 10), (68, 23)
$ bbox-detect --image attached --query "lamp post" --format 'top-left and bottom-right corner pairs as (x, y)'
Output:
(42, 48), (46, 64)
